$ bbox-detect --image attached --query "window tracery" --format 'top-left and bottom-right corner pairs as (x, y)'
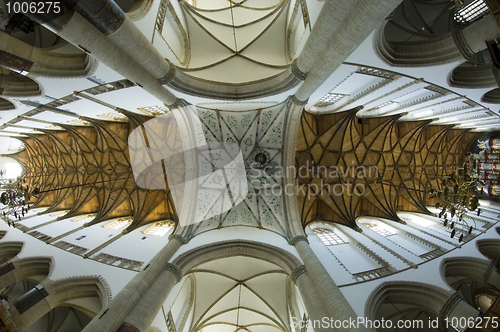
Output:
(313, 228), (348, 246)
(142, 220), (174, 236)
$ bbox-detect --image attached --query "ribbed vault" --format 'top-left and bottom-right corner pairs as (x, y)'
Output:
(178, 0), (292, 83)
(295, 108), (479, 229)
(9, 115), (177, 232)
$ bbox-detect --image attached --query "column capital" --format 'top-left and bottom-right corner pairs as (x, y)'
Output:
(168, 234), (188, 245)
(290, 95), (308, 107)
(165, 98), (186, 110)
(158, 64), (176, 85)
(291, 59), (308, 81)
(291, 265), (307, 285)
(165, 263), (183, 282)
(290, 235), (309, 246)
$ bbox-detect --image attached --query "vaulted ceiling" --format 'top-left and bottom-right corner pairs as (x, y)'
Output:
(7, 100), (291, 237)
(186, 256), (293, 332)
(154, 0), (311, 87)
(296, 108), (479, 229)
(9, 114), (177, 232)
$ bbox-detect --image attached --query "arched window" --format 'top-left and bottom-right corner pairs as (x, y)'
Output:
(49, 210), (68, 218)
(102, 217), (132, 230)
(365, 224), (396, 237)
(312, 228), (347, 246)
(142, 220), (174, 236)
(72, 214), (96, 224)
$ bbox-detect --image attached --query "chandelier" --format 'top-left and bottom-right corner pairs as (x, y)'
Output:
(0, 172), (34, 224)
(428, 167), (480, 242)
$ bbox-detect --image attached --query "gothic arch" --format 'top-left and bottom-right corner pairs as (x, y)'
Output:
(482, 88), (500, 104)
(0, 72), (41, 97)
(0, 97), (15, 111)
(477, 239), (500, 260)
(170, 241), (301, 332)
(43, 276), (111, 315)
(365, 281), (452, 322)
(373, 0), (499, 68)
(0, 31), (97, 78)
(448, 62), (497, 89)
(440, 256), (500, 290)
(374, 21), (463, 67)
(10, 276), (111, 330)
(0, 256), (52, 290)
(0, 241), (23, 263)
(172, 240), (303, 275)
(364, 281), (478, 332)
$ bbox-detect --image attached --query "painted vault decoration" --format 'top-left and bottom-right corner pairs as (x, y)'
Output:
(10, 113), (177, 232)
(189, 102), (289, 238)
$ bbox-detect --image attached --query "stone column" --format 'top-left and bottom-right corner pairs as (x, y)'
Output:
(82, 235), (186, 332)
(378, 13), (500, 66)
(107, 18), (175, 84)
(0, 74), (41, 97)
(295, 0), (355, 76)
(293, 267), (332, 332)
(119, 264), (182, 332)
(283, 99), (307, 240)
(8, 285), (51, 331)
(293, 237), (367, 332)
(439, 293), (479, 332)
(295, 0), (403, 102)
(485, 260), (500, 289)
(455, 14), (500, 60)
(0, 30), (95, 78)
(65, 0), (174, 84)
(28, 8), (179, 107)
(0, 261), (16, 290)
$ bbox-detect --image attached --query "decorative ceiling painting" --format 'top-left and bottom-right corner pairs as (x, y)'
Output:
(189, 101), (290, 238)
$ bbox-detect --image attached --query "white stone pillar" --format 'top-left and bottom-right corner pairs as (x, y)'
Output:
(121, 264), (182, 332)
(295, 0), (355, 75)
(293, 237), (368, 332)
(295, 0), (402, 102)
(82, 235), (186, 332)
(28, 10), (179, 107)
(293, 267), (332, 332)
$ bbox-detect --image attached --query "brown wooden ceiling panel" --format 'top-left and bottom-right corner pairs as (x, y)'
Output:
(295, 108), (479, 229)
(9, 119), (177, 231)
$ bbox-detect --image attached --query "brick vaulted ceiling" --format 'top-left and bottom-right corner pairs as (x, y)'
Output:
(295, 108), (480, 229)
